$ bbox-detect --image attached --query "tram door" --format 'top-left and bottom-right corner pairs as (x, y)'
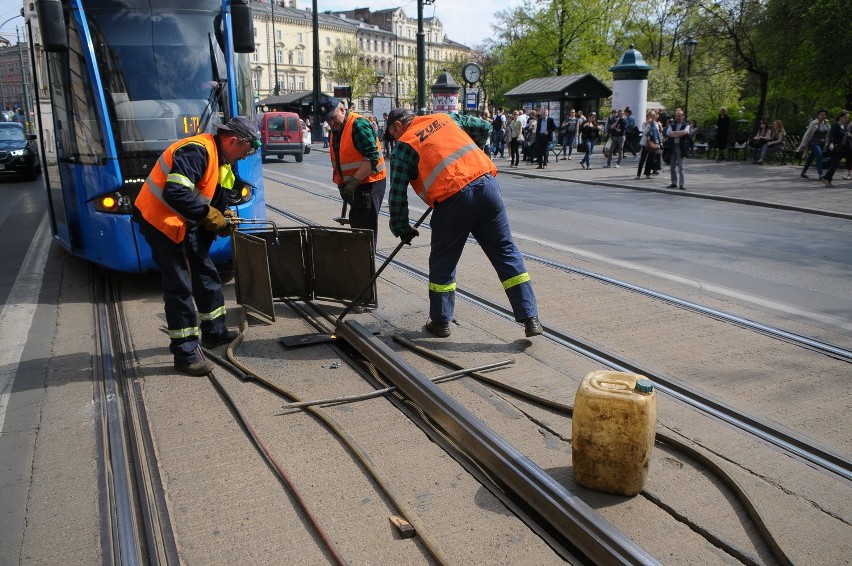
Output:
(232, 226), (376, 321)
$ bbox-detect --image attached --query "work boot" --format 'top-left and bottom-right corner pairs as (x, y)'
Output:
(174, 358), (214, 376)
(201, 329), (239, 349)
(424, 320), (451, 338)
(523, 316), (543, 337)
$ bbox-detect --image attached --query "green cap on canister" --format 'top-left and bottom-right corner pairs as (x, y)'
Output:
(634, 379), (654, 394)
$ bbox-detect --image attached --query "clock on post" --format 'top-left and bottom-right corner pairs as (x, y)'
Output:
(462, 62), (481, 85)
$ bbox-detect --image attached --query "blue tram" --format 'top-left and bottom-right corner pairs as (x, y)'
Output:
(27, 0), (264, 273)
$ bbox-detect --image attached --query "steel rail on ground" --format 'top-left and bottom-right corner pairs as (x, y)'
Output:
(337, 320), (661, 566)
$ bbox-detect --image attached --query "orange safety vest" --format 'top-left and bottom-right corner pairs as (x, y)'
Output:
(397, 114), (497, 207)
(330, 112), (386, 185)
(134, 134), (222, 244)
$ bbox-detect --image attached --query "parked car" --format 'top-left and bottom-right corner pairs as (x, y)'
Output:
(0, 122), (40, 180)
(256, 111), (306, 162)
(300, 119), (311, 154)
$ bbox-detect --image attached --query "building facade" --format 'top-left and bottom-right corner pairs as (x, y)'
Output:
(251, 1), (472, 114)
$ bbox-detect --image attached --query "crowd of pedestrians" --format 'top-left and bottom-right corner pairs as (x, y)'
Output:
(465, 105), (852, 191)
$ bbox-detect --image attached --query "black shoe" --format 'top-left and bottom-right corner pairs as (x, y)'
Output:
(424, 320), (451, 337)
(201, 329), (239, 349)
(679, 186), (685, 190)
(174, 358), (214, 376)
(523, 316), (543, 337)
(801, 172), (809, 178)
(666, 184), (677, 189)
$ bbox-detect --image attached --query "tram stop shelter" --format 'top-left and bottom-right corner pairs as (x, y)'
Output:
(503, 73), (612, 124)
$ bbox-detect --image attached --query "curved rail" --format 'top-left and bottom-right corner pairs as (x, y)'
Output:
(265, 201), (852, 483)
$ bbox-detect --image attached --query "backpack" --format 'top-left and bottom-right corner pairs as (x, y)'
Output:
(492, 114), (504, 131)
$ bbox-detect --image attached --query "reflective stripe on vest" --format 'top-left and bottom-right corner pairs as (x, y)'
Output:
(134, 134), (220, 243)
(330, 112), (386, 185)
(398, 114), (496, 207)
(502, 272), (530, 290)
(429, 281), (457, 293)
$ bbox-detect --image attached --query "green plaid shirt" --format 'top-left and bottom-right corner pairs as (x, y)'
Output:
(388, 113), (492, 236)
(330, 112), (382, 177)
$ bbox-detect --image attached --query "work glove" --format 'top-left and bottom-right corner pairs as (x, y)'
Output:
(216, 209), (238, 236)
(399, 225), (419, 246)
(201, 205), (226, 232)
(341, 176), (360, 198)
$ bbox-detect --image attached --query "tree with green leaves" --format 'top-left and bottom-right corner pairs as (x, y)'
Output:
(330, 43), (382, 102)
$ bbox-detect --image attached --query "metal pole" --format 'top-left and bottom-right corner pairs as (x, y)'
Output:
(311, 0), (321, 140)
(271, 0), (279, 96)
(416, 0), (426, 115)
(16, 27), (31, 134)
(684, 54), (691, 120)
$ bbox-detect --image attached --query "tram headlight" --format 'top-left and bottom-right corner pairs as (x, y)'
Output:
(227, 180), (254, 205)
(94, 192), (134, 214)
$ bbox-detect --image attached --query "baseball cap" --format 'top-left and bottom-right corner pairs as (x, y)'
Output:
(318, 96), (341, 121)
(383, 108), (414, 143)
(215, 116), (260, 148)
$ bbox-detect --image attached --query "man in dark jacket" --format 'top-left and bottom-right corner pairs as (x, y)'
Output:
(535, 109), (557, 168)
(134, 116), (259, 375)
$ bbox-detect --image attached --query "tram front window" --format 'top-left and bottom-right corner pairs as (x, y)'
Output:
(85, 1), (226, 157)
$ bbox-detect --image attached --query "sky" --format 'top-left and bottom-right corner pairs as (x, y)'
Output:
(0, 0), (516, 48)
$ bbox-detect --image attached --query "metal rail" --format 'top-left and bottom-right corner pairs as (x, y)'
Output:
(265, 178), (852, 362)
(265, 201), (852, 482)
(93, 272), (179, 565)
(337, 320), (661, 566)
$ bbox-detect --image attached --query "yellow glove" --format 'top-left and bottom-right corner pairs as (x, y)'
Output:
(217, 209), (237, 236)
(201, 205), (226, 232)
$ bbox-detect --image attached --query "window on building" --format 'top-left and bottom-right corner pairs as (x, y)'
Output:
(326, 37), (331, 46)
(297, 32), (303, 43)
(288, 51), (293, 65)
(253, 72), (261, 90)
(287, 76), (295, 90)
(297, 50), (303, 65)
(276, 30), (282, 41)
(276, 49), (283, 64)
(325, 55), (331, 68)
(252, 49), (258, 62)
(298, 77), (305, 89)
(359, 38), (364, 50)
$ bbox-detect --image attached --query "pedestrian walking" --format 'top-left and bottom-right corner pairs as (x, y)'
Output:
(320, 95), (387, 243)
(579, 113), (599, 169)
(382, 108), (542, 338)
(797, 109), (830, 180)
(133, 116), (258, 375)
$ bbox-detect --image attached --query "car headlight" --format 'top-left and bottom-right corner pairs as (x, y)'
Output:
(10, 149), (26, 156)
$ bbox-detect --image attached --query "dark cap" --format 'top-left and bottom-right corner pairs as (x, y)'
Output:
(214, 116), (259, 142)
(318, 96), (341, 121)
(383, 108), (414, 143)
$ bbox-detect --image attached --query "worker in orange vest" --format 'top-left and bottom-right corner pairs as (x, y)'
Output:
(134, 116), (259, 375)
(319, 96), (386, 243)
(383, 108), (542, 338)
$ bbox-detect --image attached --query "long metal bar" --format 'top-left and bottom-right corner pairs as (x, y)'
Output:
(338, 320), (660, 566)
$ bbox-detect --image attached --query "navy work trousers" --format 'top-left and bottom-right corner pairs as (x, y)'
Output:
(428, 174), (537, 324)
(149, 230), (228, 363)
(348, 177), (386, 244)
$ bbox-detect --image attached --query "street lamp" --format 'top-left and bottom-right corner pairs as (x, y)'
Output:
(271, 0), (279, 96)
(683, 37), (698, 120)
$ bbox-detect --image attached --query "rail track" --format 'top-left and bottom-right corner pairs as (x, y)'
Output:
(262, 184), (852, 485)
(92, 173), (850, 564)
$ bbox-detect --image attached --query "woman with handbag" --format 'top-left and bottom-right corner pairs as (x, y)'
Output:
(636, 111), (662, 179)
